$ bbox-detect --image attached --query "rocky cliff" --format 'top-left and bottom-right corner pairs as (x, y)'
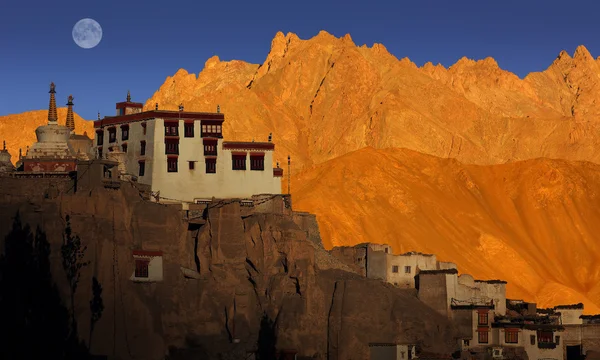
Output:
(0, 178), (458, 359)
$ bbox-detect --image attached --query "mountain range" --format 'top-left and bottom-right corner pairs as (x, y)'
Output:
(2, 30), (600, 312)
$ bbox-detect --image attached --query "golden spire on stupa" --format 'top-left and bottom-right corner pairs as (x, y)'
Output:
(65, 94), (75, 132)
(48, 82), (58, 124)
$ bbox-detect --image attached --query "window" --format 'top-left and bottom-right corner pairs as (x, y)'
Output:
(385, 248), (388, 253)
(108, 128), (116, 143)
(232, 154), (246, 170)
(164, 122), (179, 136)
(250, 155), (265, 171)
(537, 331), (553, 344)
(140, 141), (146, 156)
(98, 147), (103, 159)
(204, 141), (217, 156)
(135, 259), (149, 278)
(478, 312), (488, 325)
(167, 158), (178, 172)
(96, 131), (104, 146)
(121, 125), (129, 141)
(357, 257), (362, 262)
(201, 123), (222, 137)
(392, 265), (399, 273)
(405, 266), (411, 274)
(184, 122), (194, 137)
(505, 330), (518, 344)
(555, 336), (560, 345)
(463, 340), (469, 347)
(189, 161), (195, 170)
(205, 158), (216, 173)
(141, 122), (147, 135)
(478, 331), (488, 344)
(138, 161), (145, 177)
(530, 335), (535, 345)
(165, 140), (179, 155)
(122, 144), (128, 153)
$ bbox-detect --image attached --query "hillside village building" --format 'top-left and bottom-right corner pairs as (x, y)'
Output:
(92, 93), (284, 203)
(332, 243), (600, 360)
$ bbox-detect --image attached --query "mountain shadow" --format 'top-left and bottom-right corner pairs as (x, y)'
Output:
(0, 211), (89, 359)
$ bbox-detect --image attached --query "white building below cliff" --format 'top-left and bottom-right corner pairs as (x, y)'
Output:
(92, 93), (284, 203)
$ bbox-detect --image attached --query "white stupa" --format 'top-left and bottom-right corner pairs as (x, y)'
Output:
(22, 83), (78, 173)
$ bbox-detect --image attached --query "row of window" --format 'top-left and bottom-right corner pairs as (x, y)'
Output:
(155, 155), (265, 174)
(165, 123), (222, 138)
(473, 330), (560, 345)
(96, 121), (222, 147)
(391, 265), (412, 274)
(139, 158), (217, 176)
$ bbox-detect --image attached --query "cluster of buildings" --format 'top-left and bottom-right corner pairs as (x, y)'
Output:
(2, 83), (284, 204)
(331, 243), (600, 360)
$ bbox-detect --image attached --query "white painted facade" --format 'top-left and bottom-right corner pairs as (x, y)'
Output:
(93, 103), (282, 203)
(130, 252), (163, 282)
(556, 307), (584, 325)
(445, 273), (507, 317)
(387, 253), (439, 288)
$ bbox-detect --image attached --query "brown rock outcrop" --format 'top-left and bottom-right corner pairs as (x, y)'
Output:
(0, 178), (457, 359)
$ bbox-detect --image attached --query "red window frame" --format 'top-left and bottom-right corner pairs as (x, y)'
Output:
(478, 330), (488, 344)
(250, 154), (265, 171)
(135, 259), (149, 278)
(505, 329), (518, 344)
(232, 154), (246, 170)
(167, 157), (178, 173)
(205, 158), (216, 173)
(184, 122), (194, 137)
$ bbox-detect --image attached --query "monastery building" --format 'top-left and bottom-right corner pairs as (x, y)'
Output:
(92, 93), (283, 203)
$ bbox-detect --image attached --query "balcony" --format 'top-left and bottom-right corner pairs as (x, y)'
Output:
(538, 342), (557, 349)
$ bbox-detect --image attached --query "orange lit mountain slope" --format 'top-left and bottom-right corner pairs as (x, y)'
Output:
(146, 31), (600, 172)
(291, 147), (600, 313)
(0, 108), (94, 162)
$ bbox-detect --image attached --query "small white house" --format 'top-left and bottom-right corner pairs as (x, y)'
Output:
(130, 250), (163, 282)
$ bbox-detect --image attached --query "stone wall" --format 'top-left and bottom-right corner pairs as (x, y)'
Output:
(583, 324), (600, 352)
(417, 272), (451, 317)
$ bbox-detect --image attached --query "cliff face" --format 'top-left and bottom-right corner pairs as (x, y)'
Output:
(0, 108), (95, 163)
(0, 179), (457, 359)
(292, 147), (600, 314)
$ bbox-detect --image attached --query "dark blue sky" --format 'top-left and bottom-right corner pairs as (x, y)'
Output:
(0, 0), (598, 120)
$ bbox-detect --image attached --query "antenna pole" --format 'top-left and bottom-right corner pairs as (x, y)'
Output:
(287, 155), (291, 195)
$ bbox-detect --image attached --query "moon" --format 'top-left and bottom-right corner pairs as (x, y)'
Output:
(72, 18), (103, 49)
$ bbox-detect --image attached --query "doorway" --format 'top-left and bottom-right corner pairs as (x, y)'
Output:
(566, 345), (583, 360)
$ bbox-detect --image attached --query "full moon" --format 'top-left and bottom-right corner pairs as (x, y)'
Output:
(72, 18), (103, 49)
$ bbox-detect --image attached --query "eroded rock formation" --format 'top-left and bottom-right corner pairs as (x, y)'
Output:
(0, 178), (457, 359)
